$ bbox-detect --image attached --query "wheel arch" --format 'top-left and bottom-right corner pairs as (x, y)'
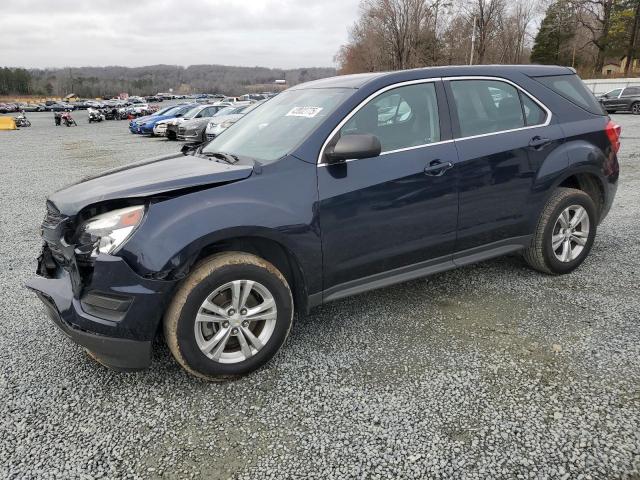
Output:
(184, 232), (310, 318)
(556, 171), (605, 219)
(551, 169), (606, 222)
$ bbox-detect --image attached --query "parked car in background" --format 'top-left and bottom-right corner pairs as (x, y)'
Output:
(131, 105), (183, 134)
(152, 118), (174, 137)
(0, 103), (18, 113)
(166, 103), (230, 140)
(204, 103), (260, 140)
(131, 103), (196, 135)
(18, 103), (45, 112)
(47, 102), (75, 112)
(175, 104), (233, 142)
(123, 103), (152, 117)
(598, 85), (640, 114)
(238, 94), (266, 102)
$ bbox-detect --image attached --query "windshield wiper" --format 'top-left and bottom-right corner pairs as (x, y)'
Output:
(200, 151), (239, 164)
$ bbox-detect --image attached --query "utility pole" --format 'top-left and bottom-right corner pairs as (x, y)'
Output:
(470, 16), (477, 65)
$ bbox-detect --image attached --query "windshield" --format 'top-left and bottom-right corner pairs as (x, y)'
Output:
(183, 106), (203, 119)
(202, 88), (352, 163)
(214, 105), (243, 116)
(155, 106), (175, 115)
(160, 105), (184, 116)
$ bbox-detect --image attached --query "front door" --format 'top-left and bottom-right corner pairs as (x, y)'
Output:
(318, 81), (459, 295)
(601, 88), (623, 110)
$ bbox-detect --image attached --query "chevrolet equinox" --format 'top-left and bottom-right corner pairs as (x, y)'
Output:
(27, 66), (620, 380)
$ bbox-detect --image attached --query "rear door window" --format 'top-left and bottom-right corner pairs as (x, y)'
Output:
(535, 74), (605, 115)
(520, 93), (547, 126)
(449, 79), (525, 137)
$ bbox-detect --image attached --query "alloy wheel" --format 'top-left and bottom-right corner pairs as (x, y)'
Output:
(194, 280), (277, 363)
(633, 103), (640, 115)
(551, 205), (590, 262)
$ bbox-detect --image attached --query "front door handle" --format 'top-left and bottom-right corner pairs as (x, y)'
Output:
(529, 136), (552, 150)
(424, 160), (453, 176)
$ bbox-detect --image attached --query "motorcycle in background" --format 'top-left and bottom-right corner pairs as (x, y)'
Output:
(61, 112), (77, 127)
(14, 112), (31, 127)
(88, 108), (105, 123)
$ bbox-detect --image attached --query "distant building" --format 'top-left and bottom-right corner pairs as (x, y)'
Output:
(602, 56), (640, 76)
(63, 93), (78, 102)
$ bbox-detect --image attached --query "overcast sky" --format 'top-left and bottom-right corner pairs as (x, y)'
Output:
(1, 0), (361, 69)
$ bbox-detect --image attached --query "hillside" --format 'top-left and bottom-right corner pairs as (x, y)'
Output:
(3, 64), (337, 98)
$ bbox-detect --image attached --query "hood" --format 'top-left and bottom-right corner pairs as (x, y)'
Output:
(135, 113), (174, 126)
(207, 114), (243, 129)
(143, 114), (180, 125)
(131, 114), (155, 124)
(182, 117), (210, 129)
(49, 153), (254, 215)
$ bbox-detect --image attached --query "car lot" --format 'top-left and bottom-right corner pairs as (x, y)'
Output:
(0, 111), (639, 479)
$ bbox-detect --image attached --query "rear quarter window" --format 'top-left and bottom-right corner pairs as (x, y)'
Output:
(535, 74), (605, 115)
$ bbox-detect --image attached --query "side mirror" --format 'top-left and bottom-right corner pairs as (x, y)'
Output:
(325, 134), (382, 164)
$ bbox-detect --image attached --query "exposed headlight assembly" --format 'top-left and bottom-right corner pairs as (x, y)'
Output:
(77, 205), (145, 256)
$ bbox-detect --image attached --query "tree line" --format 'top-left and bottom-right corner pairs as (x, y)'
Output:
(532, 0), (640, 76)
(0, 68), (32, 95)
(336, 0), (640, 77)
(0, 64), (336, 98)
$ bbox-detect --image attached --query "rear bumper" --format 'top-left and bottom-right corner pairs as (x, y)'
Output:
(26, 252), (177, 371)
(601, 177), (618, 223)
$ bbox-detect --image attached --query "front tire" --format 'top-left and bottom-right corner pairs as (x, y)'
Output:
(163, 252), (294, 380)
(523, 188), (597, 275)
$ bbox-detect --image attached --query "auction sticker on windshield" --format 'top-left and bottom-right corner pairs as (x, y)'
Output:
(286, 107), (323, 118)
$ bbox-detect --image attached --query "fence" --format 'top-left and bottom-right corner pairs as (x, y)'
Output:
(582, 77), (640, 95)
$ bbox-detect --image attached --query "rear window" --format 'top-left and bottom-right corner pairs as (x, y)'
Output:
(535, 74), (605, 115)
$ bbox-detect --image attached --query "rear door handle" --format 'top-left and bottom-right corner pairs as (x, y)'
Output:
(424, 160), (453, 177)
(529, 136), (552, 150)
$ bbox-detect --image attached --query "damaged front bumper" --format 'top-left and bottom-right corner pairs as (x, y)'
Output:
(26, 245), (176, 371)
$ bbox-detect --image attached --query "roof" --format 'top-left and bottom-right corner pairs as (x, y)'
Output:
(290, 65), (574, 90)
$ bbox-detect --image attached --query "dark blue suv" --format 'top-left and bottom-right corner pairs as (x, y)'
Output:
(27, 65), (620, 379)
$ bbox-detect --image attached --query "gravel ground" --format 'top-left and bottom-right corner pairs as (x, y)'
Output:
(0, 110), (639, 480)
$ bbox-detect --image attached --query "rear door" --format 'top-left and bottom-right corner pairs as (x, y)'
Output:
(318, 80), (459, 294)
(444, 77), (564, 256)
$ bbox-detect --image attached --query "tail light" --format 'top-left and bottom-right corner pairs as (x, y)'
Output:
(605, 120), (621, 154)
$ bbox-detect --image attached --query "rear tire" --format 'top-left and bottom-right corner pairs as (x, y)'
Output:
(163, 252), (294, 380)
(523, 188), (597, 275)
(631, 102), (640, 115)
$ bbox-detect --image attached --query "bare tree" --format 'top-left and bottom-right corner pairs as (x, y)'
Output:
(363, 0), (435, 69)
(466, 0), (507, 63)
(570, 0), (615, 74)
